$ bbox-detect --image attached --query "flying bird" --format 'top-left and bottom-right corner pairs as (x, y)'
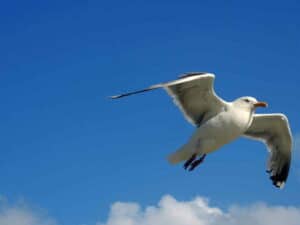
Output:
(110, 72), (292, 188)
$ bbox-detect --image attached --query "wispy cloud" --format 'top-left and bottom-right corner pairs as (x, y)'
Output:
(294, 133), (300, 160)
(0, 198), (55, 225)
(293, 133), (300, 182)
(97, 195), (300, 225)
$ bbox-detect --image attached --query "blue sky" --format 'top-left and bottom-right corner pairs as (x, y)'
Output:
(0, 1), (300, 224)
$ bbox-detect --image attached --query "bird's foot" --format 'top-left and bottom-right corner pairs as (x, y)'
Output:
(183, 154), (197, 170)
(188, 154), (206, 171)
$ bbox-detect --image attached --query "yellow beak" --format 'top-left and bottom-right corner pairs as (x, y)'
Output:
(254, 102), (268, 108)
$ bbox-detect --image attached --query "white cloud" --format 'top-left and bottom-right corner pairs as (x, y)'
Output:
(1, 195), (300, 225)
(0, 198), (55, 225)
(97, 195), (300, 225)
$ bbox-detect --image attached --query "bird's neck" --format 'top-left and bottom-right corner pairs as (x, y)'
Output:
(228, 104), (254, 131)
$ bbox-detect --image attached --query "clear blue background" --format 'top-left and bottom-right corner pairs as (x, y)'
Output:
(0, 1), (299, 224)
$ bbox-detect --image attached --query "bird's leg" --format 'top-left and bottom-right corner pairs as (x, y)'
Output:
(188, 154), (206, 171)
(183, 153), (197, 170)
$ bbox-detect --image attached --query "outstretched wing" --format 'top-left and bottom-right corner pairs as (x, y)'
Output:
(163, 73), (226, 125)
(110, 72), (227, 126)
(243, 114), (292, 188)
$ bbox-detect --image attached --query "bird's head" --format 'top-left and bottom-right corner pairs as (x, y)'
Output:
(234, 96), (268, 111)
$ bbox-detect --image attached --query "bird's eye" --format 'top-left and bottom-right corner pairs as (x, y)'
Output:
(244, 99), (250, 103)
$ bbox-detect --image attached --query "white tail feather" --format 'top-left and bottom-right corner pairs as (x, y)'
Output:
(167, 144), (192, 164)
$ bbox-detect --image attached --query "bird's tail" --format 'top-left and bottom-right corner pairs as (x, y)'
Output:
(167, 144), (191, 164)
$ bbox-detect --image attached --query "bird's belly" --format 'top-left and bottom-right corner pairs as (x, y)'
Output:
(190, 112), (250, 154)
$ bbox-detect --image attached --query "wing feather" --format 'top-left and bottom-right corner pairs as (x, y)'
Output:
(244, 114), (292, 188)
(163, 73), (226, 126)
(111, 72), (227, 126)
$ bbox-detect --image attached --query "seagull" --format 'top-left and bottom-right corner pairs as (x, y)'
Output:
(110, 72), (292, 188)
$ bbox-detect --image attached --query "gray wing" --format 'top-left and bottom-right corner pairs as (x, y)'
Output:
(244, 114), (292, 188)
(163, 73), (226, 125)
(111, 72), (227, 126)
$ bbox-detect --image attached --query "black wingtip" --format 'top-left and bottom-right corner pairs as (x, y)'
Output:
(109, 84), (162, 100)
(268, 163), (290, 189)
(109, 95), (122, 99)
